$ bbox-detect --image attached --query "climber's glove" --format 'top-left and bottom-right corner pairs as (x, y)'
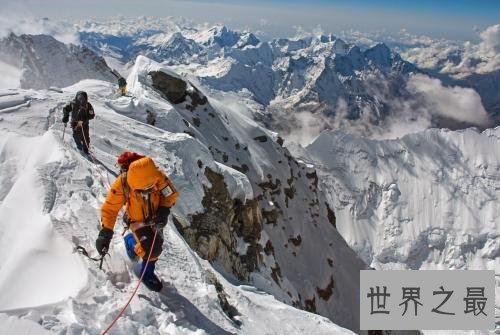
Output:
(95, 227), (113, 256)
(155, 206), (170, 228)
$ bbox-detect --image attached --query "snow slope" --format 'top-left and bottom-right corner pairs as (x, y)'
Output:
(306, 128), (499, 271)
(0, 131), (87, 311)
(110, 56), (368, 332)
(0, 76), (358, 334)
(303, 128), (500, 331)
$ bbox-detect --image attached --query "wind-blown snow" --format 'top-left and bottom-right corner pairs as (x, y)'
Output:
(0, 14), (78, 44)
(0, 131), (87, 311)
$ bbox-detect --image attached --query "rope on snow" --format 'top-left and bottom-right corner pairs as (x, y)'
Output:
(100, 228), (159, 335)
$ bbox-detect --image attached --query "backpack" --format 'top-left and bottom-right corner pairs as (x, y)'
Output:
(117, 152), (158, 227)
(118, 77), (127, 88)
(121, 171), (156, 225)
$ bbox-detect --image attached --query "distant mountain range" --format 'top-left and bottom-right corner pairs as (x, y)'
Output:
(76, 20), (499, 135)
(1, 19), (497, 136)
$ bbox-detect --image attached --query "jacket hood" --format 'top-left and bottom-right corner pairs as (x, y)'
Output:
(127, 156), (161, 190)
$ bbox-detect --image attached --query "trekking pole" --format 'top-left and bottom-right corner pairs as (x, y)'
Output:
(109, 70), (120, 79)
(62, 123), (67, 140)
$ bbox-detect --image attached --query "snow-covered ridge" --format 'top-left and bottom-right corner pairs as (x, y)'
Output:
(337, 26), (500, 122)
(116, 56), (368, 331)
(0, 58), (363, 333)
(78, 19), (415, 106)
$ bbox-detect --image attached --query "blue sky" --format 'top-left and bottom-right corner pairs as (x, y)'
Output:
(1, 0), (498, 40)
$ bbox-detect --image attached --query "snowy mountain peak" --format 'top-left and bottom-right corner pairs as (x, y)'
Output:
(318, 34), (337, 43)
(331, 38), (349, 55)
(364, 42), (394, 67)
(0, 16), (498, 334)
(237, 32), (260, 48)
(203, 25), (240, 47)
(0, 33), (115, 89)
(305, 126), (500, 272)
(159, 32), (201, 63)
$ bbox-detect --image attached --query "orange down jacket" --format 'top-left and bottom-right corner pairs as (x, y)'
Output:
(101, 156), (179, 231)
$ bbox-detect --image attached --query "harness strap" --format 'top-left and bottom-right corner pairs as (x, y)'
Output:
(121, 171), (129, 202)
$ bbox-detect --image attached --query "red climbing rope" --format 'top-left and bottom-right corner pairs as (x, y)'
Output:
(100, 228), (159, 335)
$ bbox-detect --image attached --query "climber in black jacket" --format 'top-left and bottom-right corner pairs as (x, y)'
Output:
(62, 91), (95, 154)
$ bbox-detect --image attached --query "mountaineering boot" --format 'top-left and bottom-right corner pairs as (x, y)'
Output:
(125, 232), (163, 291)
(133, 260), (163, 292)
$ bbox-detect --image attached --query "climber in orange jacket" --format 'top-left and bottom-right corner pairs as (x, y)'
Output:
(96, 151), (179, 291)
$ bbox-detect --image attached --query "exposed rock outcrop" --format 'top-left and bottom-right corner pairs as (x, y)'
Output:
(149, 70), (208, 107)
(173, 167), (262, 280)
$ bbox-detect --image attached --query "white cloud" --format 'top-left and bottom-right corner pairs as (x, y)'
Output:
(337, 24), (500, 77)
(0, 60), (21, 89)
(285, 110), (329, 146)
(401, 24), (500, 77)
(474, 24), (500, 72)
(322, 73), (492, 140)
(478, 24), (500, 55)
(292, 26), (311, 40)
(406, 74), (491, 126)
(0, 4), (79, 44)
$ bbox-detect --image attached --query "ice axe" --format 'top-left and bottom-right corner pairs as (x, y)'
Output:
(62, 123), (67, 140)
(74, 245), (108, 270)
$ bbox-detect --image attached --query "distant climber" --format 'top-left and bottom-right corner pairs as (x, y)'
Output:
(96, 151), (179, 291)
(146, 110), (156, 126)
(118, 76), (127, 96)
(62, 91), (95, 154)
(109, 69), (127, 96)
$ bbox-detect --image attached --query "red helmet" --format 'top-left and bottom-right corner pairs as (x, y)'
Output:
(117, 151), (144, 171)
